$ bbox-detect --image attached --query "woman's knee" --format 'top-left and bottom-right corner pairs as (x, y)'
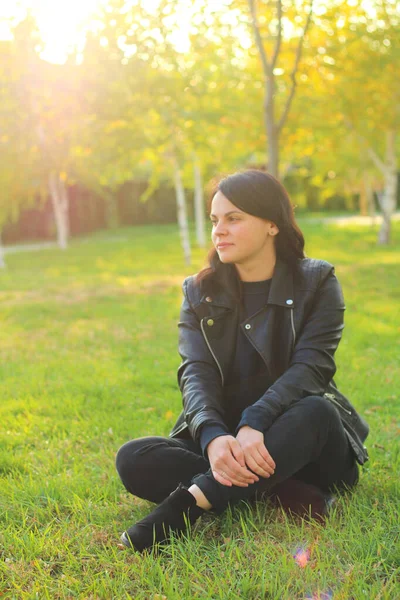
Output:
(296, 395), (339, 426)
(115, 437), (160, 481)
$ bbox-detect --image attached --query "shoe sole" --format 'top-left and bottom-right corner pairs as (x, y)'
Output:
(120, 531), (133, 549)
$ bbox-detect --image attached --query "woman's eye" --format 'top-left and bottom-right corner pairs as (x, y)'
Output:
(210, 218), (239, 225)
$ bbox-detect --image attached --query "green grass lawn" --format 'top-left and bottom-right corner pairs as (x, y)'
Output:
(1, 221), (399, 599)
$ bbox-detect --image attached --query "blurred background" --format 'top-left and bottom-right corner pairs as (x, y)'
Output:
(1, 5), (399, 595)
(0, 0), (399, 264)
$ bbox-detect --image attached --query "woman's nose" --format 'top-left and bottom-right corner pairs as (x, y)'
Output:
(214, 221), (227, 235)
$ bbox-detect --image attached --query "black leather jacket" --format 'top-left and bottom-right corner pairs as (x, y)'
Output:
(170, 258), (369, 465)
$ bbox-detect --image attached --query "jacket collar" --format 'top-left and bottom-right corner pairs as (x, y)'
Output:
(268, 258), (295, 307)
(200, 258), (295, 309)
(200, 264), (238, 309)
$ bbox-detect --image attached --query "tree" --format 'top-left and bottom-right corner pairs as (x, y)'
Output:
(80, 0), (268, 260)
(314, 0), (400, 243)
(0, 20), (45, 266)
(243, 0), (313, 177)
(6, 16), (89, 250)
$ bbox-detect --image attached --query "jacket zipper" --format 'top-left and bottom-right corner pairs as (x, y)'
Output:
(324, 393), (352, 415)
(200, 318), (225, 387)
(290, 309), (296, 349)
(170, 421), (189, 437)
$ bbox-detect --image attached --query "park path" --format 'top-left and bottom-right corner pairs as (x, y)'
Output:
(3, 241), (57, 255)
(301, 212), (400, 226)
(2, 212), (400, 255)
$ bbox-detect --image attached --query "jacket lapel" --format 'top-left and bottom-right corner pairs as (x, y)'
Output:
(197, 260), (296, 383)
(248, 259), (295, 375)
(268, 259), (295, 308)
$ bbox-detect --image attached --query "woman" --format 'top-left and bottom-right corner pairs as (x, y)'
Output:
(116, 169), (369, 553)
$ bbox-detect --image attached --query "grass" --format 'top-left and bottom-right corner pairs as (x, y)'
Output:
(0, 221), (399, 599)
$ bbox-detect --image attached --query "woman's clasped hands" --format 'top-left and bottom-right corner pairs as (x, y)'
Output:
(207, 426), (275, 487)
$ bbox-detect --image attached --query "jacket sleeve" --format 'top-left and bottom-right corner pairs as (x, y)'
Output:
(177, 278), (230, 446)
(236, 263), (345, 433)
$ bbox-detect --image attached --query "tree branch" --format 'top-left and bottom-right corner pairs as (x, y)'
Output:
(277, 0), (314, 133)
(271, 0), (282, 70)
(248, 0), (272, 78)
(366, 146), (388, 175)
(344, 119), (387, 174)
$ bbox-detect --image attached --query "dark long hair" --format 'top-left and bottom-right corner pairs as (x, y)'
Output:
(197, 169), (305, 380)
(197, 169), (305, 285)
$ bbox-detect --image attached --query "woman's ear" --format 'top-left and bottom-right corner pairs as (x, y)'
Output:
(269, 222), (279, 236)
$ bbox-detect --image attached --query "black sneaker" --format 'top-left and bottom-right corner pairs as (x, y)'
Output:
(268, 478), (336, 523)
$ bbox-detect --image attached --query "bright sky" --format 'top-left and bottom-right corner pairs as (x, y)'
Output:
(0, 0), (379, 65)
(0, 0), (108, 63)
(0, 0), (204, 64)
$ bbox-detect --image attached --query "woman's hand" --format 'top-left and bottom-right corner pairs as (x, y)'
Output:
(207, 435), (259, 487)
(236, 426), (276, 478)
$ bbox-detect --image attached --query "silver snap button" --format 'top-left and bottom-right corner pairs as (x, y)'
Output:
(245, 324), (251, 330)
(207, 319), (214, 327)
(286, 299), (293, 306)
(205, 296), (212, 302)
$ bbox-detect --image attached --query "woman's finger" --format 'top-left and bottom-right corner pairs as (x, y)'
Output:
(253, 449), (275, 475)
(245, 453), (271, 478)
(212, 469), (232, 486)
(258, 444), (276, 470)
(216, 453), (257, 484)
(225, 454), (258, 483)
(222, 464), (255, 485)
(212, 469), (249, 487)
(229, 438), (246, 468)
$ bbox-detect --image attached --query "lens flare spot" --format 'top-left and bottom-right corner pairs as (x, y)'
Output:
(294, 546), (310, 568)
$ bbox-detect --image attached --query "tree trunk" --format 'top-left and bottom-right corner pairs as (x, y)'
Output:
(363, 173), (376, 221)
(377, 131), (397, 245)
(377, 172), (397, 244)
(0, 231), (5, 269)
(193, 155), (206, 248)
(359, 182), (368, 216)
(48, 172), (69, 249)
(267, 124), (279, 178)
(248, 0), (312, 179)
(173, 160), (191, 265)
(264, 76), (279, 178)
(104, 189), (119, 230)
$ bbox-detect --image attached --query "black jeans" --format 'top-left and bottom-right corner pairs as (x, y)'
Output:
(116, 396), (359, 514)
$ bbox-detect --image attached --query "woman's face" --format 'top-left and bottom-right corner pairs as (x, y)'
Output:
(210, 191), (279, 267)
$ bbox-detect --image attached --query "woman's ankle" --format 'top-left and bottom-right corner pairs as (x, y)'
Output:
(188, 484), (212, 511)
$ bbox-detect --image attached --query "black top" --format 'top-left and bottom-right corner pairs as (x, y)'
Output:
(199, 278), (273, 457)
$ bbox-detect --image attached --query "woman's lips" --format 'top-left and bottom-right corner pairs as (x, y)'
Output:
(217, 243), (233, 249)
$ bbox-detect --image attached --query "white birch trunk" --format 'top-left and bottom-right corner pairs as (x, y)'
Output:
(377, 131), (397, 245)
(0, 231), (5, 268)
(48, 172), (70, 250)
(193, 156), (206, 248)
(173, 160), (191, 266)
(363, 130), (397, 244)
(377, 170), (397, 244)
